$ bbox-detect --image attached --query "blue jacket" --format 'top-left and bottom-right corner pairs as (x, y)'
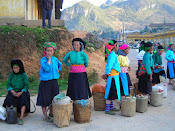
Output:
(105, 51), (121, 74)
(165, 50), (175, 62)
(40, 56), (62, 81)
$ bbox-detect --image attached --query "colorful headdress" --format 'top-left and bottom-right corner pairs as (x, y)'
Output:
(43, 42), (57, 56)
(105, 40), (117, 62)
(144, 42), (153, 52)
(119, 44), (129, 50)
(72, 38), (86, 51)
(11, 59), (25, 74)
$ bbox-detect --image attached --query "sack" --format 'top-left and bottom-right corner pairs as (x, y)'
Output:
(158, 83), (167, 98)
(92, 84), (106, 93)
(152, 85), (163, 92)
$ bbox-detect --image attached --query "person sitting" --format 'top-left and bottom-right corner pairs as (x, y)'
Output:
(3, 59), (30, 125)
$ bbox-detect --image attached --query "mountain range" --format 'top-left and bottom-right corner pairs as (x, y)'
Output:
(61, 0), (175, 33)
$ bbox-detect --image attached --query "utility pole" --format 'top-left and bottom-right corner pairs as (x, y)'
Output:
(123, 22), (125, 44)
(163, 17), (166, 48)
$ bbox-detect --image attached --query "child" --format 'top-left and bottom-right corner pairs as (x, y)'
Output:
(136, 41), (145, 78)
(103, 40), (121, 115)
(152, 45), (166, 84)
(36, 42), (62, 122)
(165, 43), (175, 85)
(3, 59), (30, 125)
(118, 44), (132, 97)
(138, 42), (154, 95)
(63, 38), (91, 100)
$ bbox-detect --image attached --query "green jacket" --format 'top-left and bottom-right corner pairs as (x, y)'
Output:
(7, 72), (29, 92)
(152, 53), (162, 65)
(63, 51), (89, 67)
(142, 52), (154, 75)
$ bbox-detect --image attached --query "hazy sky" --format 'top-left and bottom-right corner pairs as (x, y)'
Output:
(62, 0), (118, 9)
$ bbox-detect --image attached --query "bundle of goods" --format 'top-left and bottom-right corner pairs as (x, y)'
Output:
(136, 95), (148, 113)
(73, 100), (91, 123)
(121, 97), (136, 117)
(92, 84), (106, 111)
(0, 106), (6, 121)
(53, 93), (72, 128)
(150, 92), (163, 107)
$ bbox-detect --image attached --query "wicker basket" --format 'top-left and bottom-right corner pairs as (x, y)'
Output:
(53, 101), (73, 128)
(93, 92), (106, 111)
(134, 82), (143, 95)
(73, 102), (91, 123)
(129, 86), (135, 96)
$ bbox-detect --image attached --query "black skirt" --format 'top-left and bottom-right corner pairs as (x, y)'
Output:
(108, 78), (118, 100)
(120, 73), (132, 96)
(3, 91), (30, 113)
(36, 79), (59, 107)
(152, 70), (166, 84)
(138, 73), (152, 94)
(67, 72), (92, 100)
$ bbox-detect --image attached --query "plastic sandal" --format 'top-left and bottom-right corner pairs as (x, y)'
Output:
(18, 119), (24, 125)
(105, 110), (116, 115)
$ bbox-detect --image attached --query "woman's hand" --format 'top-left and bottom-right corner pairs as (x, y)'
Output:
(16, 92), (23, 98)
(128, 67), (131, 71)
(150, 75), (152, 81)
(11, 90), (17, 97)
(102, 74), (108, 80)
(70, 65), (72, 70)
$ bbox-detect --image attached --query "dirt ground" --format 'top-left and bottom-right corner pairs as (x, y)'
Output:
(0, 49), (175, 131)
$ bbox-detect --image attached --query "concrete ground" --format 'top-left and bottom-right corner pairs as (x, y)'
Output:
(0, 49), (175, 131)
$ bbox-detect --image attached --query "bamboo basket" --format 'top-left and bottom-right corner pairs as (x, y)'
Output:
(53, 101), (73, 128)
(73, 102), (91, 123)
(93, 92), (106, 111)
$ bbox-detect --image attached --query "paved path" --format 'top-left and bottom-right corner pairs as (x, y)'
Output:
(1, 49), (175, 131)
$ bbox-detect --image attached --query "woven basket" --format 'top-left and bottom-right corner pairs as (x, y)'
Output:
(93, 92), (106, 111)
(134, 82), (143, 95)
(53, 101), (73, 128)
(73, 102), (91, 123)
(129, 86), (135, 96)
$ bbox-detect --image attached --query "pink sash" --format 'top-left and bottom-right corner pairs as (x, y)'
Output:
(70, 65), (86, 73)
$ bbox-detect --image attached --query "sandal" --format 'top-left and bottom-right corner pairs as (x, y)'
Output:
(44, 117), (53, 123)
(110, 108), (120, 112)
(105, 110), (116, 115)
(18, 119), (24, 125)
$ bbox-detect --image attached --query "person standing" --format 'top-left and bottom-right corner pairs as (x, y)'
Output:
(41, 0), (53, 28)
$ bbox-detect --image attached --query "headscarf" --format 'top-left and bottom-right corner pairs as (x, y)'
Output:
(144, 42), (153, 52)
(43, 42), (57, 56)
(154, 45), (164, 55)
(11, 59), (25, 74)
(167, 43), (174, 51)
(105, 40), (117, 62)
(118, 44), (129, 56)
(72, 38), (86, 51)
(139, 41), (145, 52)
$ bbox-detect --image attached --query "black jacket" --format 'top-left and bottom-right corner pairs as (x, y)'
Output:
(41, 0), (53, 10)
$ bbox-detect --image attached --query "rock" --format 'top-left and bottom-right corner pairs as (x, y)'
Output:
(87, 43), (94, 46)
(85, 33), (104, 49)
(87, 47), (95, 52)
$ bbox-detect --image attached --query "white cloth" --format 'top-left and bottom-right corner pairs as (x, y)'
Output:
(0, 106), (6, 120)
(136, 50), (145, 60)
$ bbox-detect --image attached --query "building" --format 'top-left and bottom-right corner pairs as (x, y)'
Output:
(0, 0), (64, 26)
(126, 29), (175, 48)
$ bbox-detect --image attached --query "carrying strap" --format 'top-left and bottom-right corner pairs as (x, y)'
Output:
(29, 99), (36, 113)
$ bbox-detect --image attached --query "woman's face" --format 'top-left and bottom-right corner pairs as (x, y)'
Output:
(170, 44), (174, 50)
(46, 47), (55, 57)
(159, 50), (164, 55)
(13, 65), (20, 73)
(114, 44), (119, 51)
(124, 47), (130, 54)
(73, 41), (81, 52)
(149, 46), (154, 52)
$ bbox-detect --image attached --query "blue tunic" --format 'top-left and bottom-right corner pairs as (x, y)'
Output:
(40, 56), (62, 81)
(104, 51), (121, 100)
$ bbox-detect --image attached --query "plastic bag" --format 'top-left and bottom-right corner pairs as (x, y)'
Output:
(0, 106), (6, 120)
(158, 83), (167, 98)
(92, 84), (106, 93)
(152, 85), (163, 92)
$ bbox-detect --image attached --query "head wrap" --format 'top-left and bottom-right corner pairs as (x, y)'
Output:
(105, 40), (117, 62)
(43, 42), (57, 56)
(139, 41), (145, 51)
(144, 42), (153, 52)
(154, 45), (164, 55)
(72, 38), (86, 51)
(119, 44), (129, 50)
(11, 59), (25, 74)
